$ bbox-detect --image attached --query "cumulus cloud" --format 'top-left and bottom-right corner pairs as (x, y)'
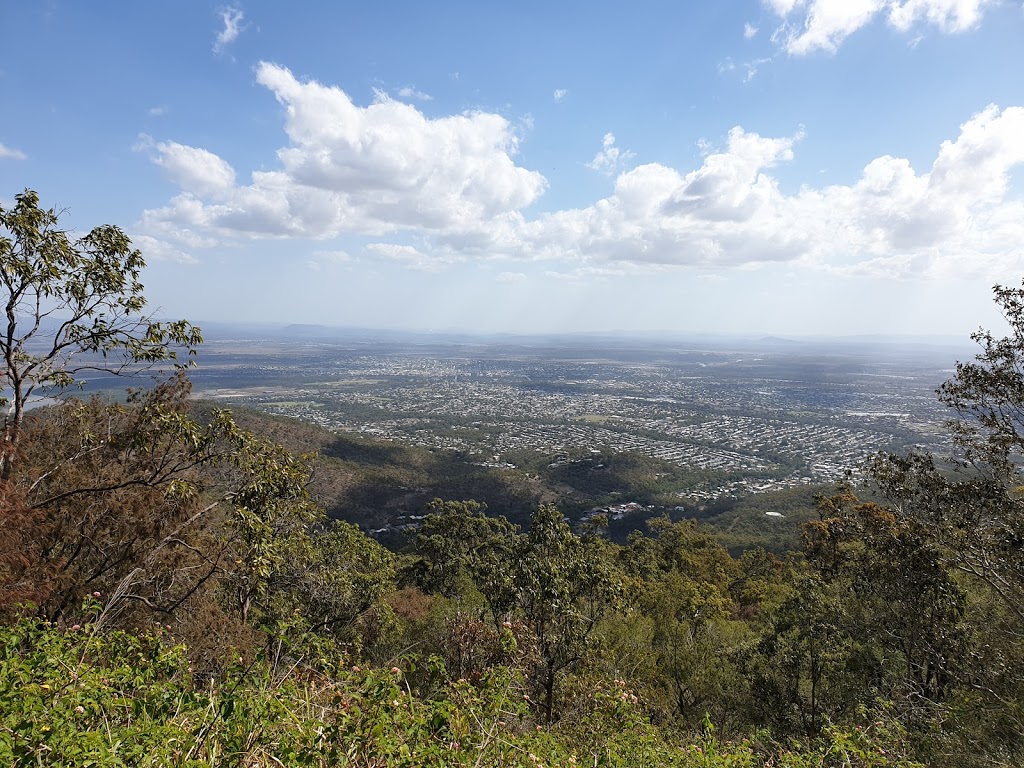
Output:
(744, 22), (759, 38)
(514, 105), (1024, 278)
(586, 133), (637, 175)
(553, 88), (568, 102)
(521, 127), (803, 268)
(136, 64), (1024, 280)
(141, 63), (546, 243)
(138, 135), (237, 197)
(0, 143), (27, 160)
(213, 6), (244, 54)
(766, 0), (992, 54)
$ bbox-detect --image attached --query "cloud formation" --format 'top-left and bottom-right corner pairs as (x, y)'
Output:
(142, 136), (237, 197)
(0, 143), (27, 160)
(131, 234), (199, 265)
(718, 56), (773, 82)
(396, 86), (432, 101)
(137, 64), (1024, 281)
(586, 133), (636, 175)
(766, 0), (992, 54)
(522, 105), (1024, 277)
(143, 63), (545, 243)
(553, 89), (568, 102)
(213, 6), (244, 54)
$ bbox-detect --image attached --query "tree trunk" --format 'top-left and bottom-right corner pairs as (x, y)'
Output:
(544, 663), (556, 725)
(1, 389), (24, 482)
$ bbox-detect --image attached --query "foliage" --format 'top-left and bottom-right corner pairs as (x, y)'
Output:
(0, 190), (201, 480)
(510, 505), (624, 723)
(858, 282), (1024, 761)
(0, 615), (926, 767)
(2, 374), (321, 626)
(866, 284), (1024, 620)
(412, 499), (519, 601)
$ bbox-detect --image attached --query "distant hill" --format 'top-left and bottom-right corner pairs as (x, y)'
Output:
(192, 321), (974, 356)
(193, 402), (547, 543)
(757, 335), (801, 347)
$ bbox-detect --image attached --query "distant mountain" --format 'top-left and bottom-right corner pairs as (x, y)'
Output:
(189, 320), (976, 363)
(757, 336), (801, 347)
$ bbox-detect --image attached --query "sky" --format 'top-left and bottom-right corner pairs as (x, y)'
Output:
(2, 1), (1024, 339)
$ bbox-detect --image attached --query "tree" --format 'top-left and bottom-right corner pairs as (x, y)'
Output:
(803, 490), (967, 710)
(621, 519), (748, 729)
(510, 505), (622, 724)
(0, 189), (201, 479)
(6, 374), (323, 626)
(412, 499), (518, 604)
(867, 282), (1024, 623)
(859, 282), (1024, 760)
(261, 518), (397, 646)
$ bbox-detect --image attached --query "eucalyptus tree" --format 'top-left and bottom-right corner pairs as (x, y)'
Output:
(0, 189), (201, 479)
(868, 282), (1024, 625)
(511, 505), (623, 723)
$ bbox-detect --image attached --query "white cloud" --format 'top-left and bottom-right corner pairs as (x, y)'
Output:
(887, 0), (990, 32)
(139, 136), (237, 197)
(213, 6), (244, 54)
(396, 86), (432, 101)
(136, 65), (1024, 281)
(132, 234), (199, 265)
(523, 127), (803, 268)
(746, 57), (773, 80)
(553, 89), (568, 102)
(147, 105), (168, 117)
(142, 62), (546, 243)
(766, 0), (992, 54)
(744, 22), (759, 38)
(586, 133), (636, 175)
(496, 271), (527, 284)
(719, 56), (773, 81)
(0, 143), (27, 160)
(513, 106), (1024, 278)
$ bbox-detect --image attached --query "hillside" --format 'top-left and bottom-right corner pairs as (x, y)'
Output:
(203, 402), (828, 552)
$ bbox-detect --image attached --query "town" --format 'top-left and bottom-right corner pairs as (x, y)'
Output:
(189, 330), (961, 505)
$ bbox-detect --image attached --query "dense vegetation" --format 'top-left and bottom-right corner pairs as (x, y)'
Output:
(3, 191), (1024, 765)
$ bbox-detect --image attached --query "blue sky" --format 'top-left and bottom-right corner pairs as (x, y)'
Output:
(2, 1), (1023, 338)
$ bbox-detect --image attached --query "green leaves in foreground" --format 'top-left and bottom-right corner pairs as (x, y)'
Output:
(0, 617), (924, 767)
